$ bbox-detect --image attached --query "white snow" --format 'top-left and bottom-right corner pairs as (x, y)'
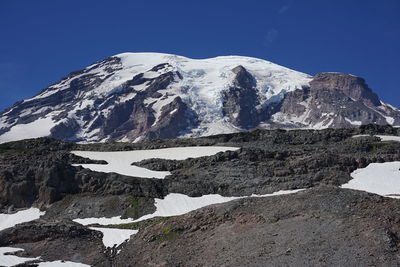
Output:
(345, 118), (362, 126)
(89, 227), (138, 248)
(4, 52), (311, 143)
(376, 135), (400, 142)
(0, 247), (90, 267)
(0, 247), (39, 267)
(0, 208), (45, 231)
(133, 193), (241, 221)
(71, 146), (239, 179)
(73, 215), (134, 226)
(341, 162), (400, 198)
(74, 189), (304, 226)
(0, 117), (55, 144)
(352, 134), (370, 138)
(352, 134), (400, 142)
(37, 261), (90, 267)
(384, 116), (395, 125)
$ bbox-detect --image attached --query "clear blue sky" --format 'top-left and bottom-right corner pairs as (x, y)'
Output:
(1, 0), (399, 111)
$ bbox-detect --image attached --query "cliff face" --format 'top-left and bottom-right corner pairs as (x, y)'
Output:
(272, 73), (400, 128)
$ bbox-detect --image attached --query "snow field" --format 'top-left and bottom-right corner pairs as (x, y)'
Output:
(341, 162), (400, 198)
(0, 208), (45, 231)
(0, 247), (39, 267)
(74, 190), (305, 227)
(89, 227), (138, 248)
(352, 134), (400, 142)
(0, 117), (55, 144)
(71, 146), (240, 178)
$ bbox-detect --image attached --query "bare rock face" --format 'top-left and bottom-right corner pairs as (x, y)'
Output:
(222, 66), (260, 129)
(310, 73), (380, 106)
(0, 219), (111, 266)
(146, 96), (197, 140)
(272, 72), (400, 128)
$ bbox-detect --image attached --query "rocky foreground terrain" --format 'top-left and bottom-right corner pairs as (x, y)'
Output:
(1, 124), (400, 266)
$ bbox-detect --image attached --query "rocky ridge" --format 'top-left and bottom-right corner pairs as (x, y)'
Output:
(0, 125), (400, 265)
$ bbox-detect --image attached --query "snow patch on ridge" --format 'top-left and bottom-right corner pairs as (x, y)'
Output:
(352, 134), (400, 142)
(0, 208), (45, 231)
(0, 117), (55, 144)
(71, 146), (240, 179)
(37, 260), (90, 267)
(0, 247), (39, 267)
(74, 189), (305, 227)
(341, 162), (400, 198)
(89, 227), (138, 248)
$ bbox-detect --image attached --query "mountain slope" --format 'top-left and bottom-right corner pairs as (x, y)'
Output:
(0, 53), (399, 143)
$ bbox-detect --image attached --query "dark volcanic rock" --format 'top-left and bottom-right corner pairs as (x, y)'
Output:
(0, 219), (111, 266)
(310, 72), (381, 106)
(0, 138), (166, 214)
(146, 96), (197, 140)
(0, 126), (400, 266)
(114, 186), (400, 266)
(222, 66), (260, 129)
(274, 72), (400, 128)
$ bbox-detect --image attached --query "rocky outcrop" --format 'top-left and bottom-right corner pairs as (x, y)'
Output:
(272, 72), (400, 128)
(146, 96), (197, 140)
(1, 125), (400, 212)
(0, 126), (400, 266)
(114, 186), (400, 267)
(0, 139), (166, 212)
(0, 219), (111, 266)
(310, 73), (380, 106)
(222, 66), (260, 129)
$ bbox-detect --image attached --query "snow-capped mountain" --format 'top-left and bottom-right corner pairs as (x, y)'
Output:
(0, 52), (399, 143)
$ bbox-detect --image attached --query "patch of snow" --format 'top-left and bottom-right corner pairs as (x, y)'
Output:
(352, 134), (400, 142)
(71, 146), (239, 179)
(341, 162), (400, 198)
(37, 260), (90, 267)
(380, 100), (400, 111)
(352, 134), (370, 138)
(0, 208), (45, 231)
(134, 193), (241, 222)
(0, 247), (39, 267)
(117, 92), (137, 104)
(384, 116), (395, 125)
(73, 216), (133, 226)
(74, 189), (304, 226)
(148, 95), (177, 126)
(376, 135), (400, 142)
(344, 118), (362, 126)
(0, 117), (55, 144)
(89, 227), (138, 248)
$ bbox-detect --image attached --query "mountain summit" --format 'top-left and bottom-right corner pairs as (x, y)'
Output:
(0, 53), (399, 143)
